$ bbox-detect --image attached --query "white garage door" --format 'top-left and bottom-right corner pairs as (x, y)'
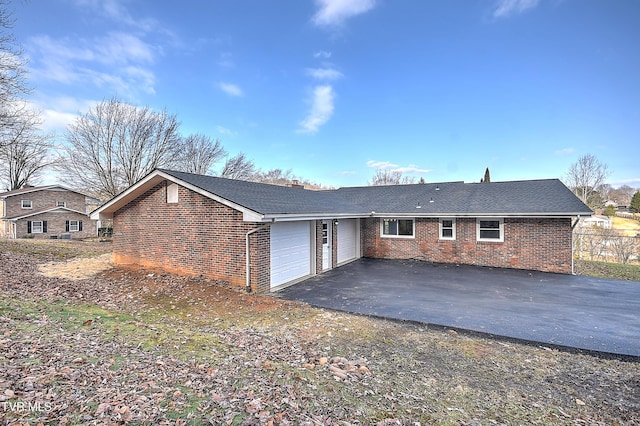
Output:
(270, 221), (312, 288)
(337, 219), (358, 264)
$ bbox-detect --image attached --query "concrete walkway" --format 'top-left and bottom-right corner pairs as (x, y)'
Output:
(276, 258), (640, 357)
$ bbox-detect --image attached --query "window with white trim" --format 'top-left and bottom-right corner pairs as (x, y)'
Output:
(22, 200), (32, 209)
(69, 220), (79, 232)
(381, 218), (414, 238)
(57, 201), (66, 207)
(439, 218), (456, 240)
(477, 218), (504, 242)
(31, 221), (43, 233)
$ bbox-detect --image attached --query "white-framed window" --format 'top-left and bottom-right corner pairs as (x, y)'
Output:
(57, 201), (66, 207)
(439, 218), (456, 240)
(22, 200), (32, 209)
(69, 220), (79, 232)
(477, 218), (504, 242)
(31, 221), (43, 233)
(167, 182), (179, 203)
(381, 218), (414, 238)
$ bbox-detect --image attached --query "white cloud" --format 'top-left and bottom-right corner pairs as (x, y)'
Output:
(312, 0), (376, 27)
(27, 33), (157, 95)
(298, 85), (335, 134)
(31, 97), (98, 132)
(367, 160), (430, 174)
(314, 50), (332, 59)
(394, 165), (431, 174)
(366, 160), (398, 170)
(493, 0), (540, 19)
(216, 125), (237, 136)
(608, 177), (640, 186)
(555, 147), (575, 156)
(71, 0), (159, 32)
(306, 67), (344, 80)
(218, 82), (244, 97)
(96, 32), (155, 65)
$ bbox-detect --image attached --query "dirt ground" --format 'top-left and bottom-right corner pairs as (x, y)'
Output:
(1, 239), (639, 425)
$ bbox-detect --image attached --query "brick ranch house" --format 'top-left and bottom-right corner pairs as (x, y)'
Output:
(91, 169), (592, 293)
(1, 185), (97, 239)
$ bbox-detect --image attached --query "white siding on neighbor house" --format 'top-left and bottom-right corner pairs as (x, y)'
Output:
(337, 219), (359, 264)
(270, 221), (312, 288)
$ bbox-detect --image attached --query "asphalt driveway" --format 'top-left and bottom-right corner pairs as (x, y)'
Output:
(276, 258), (640, 357)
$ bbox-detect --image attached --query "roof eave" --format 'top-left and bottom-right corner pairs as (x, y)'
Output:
(9, 207), (88, 221)
(91, 169), (264, 222)
(371, 211), (594, 218)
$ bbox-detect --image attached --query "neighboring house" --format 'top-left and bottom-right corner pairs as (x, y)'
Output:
(0, 185), (98, 239)
(91, 169), (593, 293)
(579, 215), (612, 229)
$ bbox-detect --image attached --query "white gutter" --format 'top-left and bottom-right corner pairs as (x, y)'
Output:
(245, 223), (271, 293)
(570, 215), (582, 275)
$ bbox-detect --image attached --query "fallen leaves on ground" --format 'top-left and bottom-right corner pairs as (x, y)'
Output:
(1, 239), (639, 425)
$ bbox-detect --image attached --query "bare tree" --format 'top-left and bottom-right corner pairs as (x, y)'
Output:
(368, 169), (416, 186)
(59, 97), (181, 200)
(174, 134), (226, 175)
(220, 152), (256, 180)
(0, 103), (54, 190)
(564, 154), (610, 209)
(609, 185), (635, 207)
(609, 233), (638, 264)
(0, 0), (31, 146)
(253, 168), (295, 185)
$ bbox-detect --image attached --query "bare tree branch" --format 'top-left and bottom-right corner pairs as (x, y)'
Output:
(58, 97), (181, 200)
(564, 154), (610, 209)
(0, 0), (31, 147)
(174, 134), (226, 175)
(368, 169), (417, 186)
(220, 152), (256, 180)
(0, 103), (54, 190)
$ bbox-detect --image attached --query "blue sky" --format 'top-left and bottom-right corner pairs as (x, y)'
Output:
(12, 0), (640, 188)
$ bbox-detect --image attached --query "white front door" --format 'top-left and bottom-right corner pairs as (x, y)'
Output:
(322, 220), (332, 271)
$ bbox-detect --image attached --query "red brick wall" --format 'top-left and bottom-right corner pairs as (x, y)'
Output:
(112, 181), (269, 291)
(362, 217), (573, 273)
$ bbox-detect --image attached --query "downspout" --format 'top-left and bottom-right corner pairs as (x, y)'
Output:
(245, 224), (271, 293)
(570, 215), (581, 275)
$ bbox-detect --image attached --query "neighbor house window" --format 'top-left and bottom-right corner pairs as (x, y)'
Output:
(439, 218), (456, 240)
(382, 218), (414, 238)
(29, 221), (44, 233)
(477, 218), (504, 242)
(57, 201), (66, 207)
(22, 200), (32, 209)
(66, 220), (83, 232)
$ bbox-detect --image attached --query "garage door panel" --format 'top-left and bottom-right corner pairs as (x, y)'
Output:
(270, 222), (311, 288)
(337, 219), (358, 264)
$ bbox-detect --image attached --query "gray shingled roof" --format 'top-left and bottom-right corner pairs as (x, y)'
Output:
(161, 169), (592, 217)
(160, 170), (368, 215)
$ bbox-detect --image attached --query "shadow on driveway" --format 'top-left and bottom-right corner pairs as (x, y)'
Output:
(276, 258), (640, 358)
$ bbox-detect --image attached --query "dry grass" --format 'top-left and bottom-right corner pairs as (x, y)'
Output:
(612, 216), (640, 236)
(38, 253), (113, 280)
(2, 239), (639, 425)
